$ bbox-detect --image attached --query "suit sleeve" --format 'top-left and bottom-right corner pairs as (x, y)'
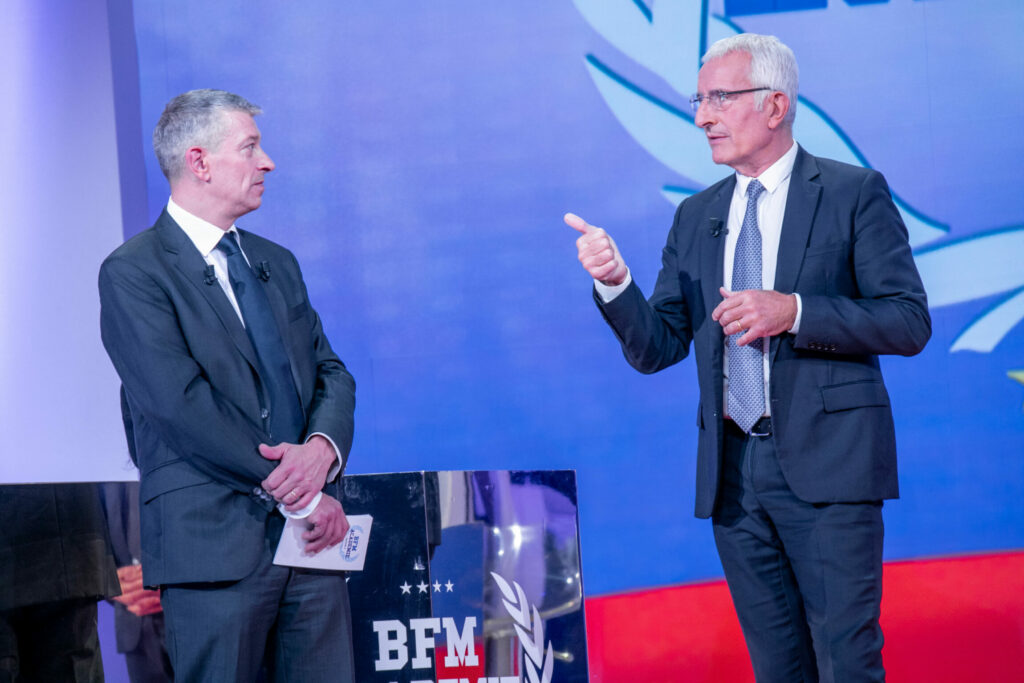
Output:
(596, 201), (696, 374)
(99, 255), (277, 495)
(795, 169), (931, 357)
(289, 251), (356, 475)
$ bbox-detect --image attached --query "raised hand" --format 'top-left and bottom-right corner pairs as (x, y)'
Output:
(565, 212), (629, 286)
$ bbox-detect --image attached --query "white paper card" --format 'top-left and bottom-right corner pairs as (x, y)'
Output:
(273, 514), (372, 571)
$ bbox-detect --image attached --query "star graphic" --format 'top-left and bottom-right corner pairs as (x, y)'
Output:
(433, 581), (442, 592)
(1010, 370), (1024, 411)
(445, 580), (454, 592)
(417, 581), (429, 594)
(399, 582), (411, 595)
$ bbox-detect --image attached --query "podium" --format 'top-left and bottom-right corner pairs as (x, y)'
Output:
(341, 470), (589, 683)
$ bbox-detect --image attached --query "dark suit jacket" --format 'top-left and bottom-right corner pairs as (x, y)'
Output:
(98, 210), (355, 586)
(0, 484), (120, 611)
(598, 147), (931, 518)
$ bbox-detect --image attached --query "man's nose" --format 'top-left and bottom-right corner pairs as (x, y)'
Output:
(259, 149), (275, 172)
(694, 101), (714, 129)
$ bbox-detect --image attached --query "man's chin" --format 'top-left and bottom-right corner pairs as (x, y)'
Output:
(709, 151), (733, 166)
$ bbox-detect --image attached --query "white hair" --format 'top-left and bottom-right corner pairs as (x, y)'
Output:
(702, 33), (798, 125)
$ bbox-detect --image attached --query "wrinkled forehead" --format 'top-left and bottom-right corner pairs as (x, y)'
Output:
(697, 51), (752, 92)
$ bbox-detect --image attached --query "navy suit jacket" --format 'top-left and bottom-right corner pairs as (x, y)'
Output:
(598, 147), (930, 518)
(99, 210), (355, 585)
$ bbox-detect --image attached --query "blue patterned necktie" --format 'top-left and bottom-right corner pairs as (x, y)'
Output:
(728, 179), (766, 433)
(216, 232), (304, 443)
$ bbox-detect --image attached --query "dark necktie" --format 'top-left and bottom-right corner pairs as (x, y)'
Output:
(728, 179), (766, 433)
(216, 232), (304, 443)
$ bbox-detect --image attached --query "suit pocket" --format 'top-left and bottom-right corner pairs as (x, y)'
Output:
(820, 380), (890, 413)
(804, 240), (848, 258)
(140, 460), (210, 503)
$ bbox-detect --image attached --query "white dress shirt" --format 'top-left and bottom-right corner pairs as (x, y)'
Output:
(595, 142), (803, 420)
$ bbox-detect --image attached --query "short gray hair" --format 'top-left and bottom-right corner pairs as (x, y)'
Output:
(702, 33), (798, 125)
(153, 89), (262, 181)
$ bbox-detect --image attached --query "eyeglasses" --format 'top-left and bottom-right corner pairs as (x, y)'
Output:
(688, 87), (773, 113)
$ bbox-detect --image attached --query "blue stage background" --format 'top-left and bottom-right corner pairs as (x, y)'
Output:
(122, 0), (1024, 597)
(5, 0), (1021, 607)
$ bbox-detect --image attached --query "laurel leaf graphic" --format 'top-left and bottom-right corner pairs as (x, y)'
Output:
(492, 572), (553, 683)
(576, 0), (948, 248)
(573, 1), (1024, 351)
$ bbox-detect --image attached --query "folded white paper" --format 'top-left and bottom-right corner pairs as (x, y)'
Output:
(273, 514), (373, 571)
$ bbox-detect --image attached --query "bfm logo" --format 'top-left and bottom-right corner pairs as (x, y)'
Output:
(373, 616), (517, 683)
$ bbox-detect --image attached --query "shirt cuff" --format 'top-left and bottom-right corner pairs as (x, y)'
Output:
(788, 293), (803, 334)
(278, 491), (322, 519)
(594, 270), (632, 303)
(306, 431), (343, 481)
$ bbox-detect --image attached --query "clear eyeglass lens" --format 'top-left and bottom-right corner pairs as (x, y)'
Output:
(690, 91), (731, 113)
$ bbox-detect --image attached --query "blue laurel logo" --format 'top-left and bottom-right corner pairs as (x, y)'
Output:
(341, 524), (364, 562)
(573, 0), (1024, 356)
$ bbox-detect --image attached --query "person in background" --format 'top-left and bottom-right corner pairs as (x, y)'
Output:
(0, 483), (121, 682)
(100, 480), (173, 683)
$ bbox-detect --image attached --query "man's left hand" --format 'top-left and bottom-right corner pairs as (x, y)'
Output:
(712, 287), (797, 346)
(260, 435), (335, 511)
(301, 495), (350, 555)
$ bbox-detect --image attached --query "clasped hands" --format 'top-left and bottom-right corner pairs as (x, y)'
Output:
(566, 212), (797, 344)
(260, 434), (349, 553)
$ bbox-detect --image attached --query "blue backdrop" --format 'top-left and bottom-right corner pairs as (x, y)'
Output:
(120, 0), (1024, 596)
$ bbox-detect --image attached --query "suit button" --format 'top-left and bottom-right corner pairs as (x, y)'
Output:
(252, 486), (262, 496)
(260, 408), (270, 419)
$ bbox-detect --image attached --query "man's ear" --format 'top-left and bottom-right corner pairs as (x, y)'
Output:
(766, 91), (791, 130)
(184, 146), (210, 181)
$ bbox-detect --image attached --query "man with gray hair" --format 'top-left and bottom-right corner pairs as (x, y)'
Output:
(100, 89), (356, 681)
(568, 34), (929, 681)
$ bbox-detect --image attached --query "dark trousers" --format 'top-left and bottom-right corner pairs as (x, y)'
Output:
(122, 613), (173, 683)
(712, 421), (885, 683)
(0, 597), (104, 683)
(161, 524), (354, 683)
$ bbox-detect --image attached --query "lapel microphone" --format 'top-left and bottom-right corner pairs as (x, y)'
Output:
(203, 265), (217, 285)
(257, 261), (271, 282)
(709, 218), (726, 238)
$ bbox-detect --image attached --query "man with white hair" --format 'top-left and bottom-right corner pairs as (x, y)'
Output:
(568, 34), (929, 681)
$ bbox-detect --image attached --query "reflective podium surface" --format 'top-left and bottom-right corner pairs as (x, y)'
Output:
(342, 470), (588, 683)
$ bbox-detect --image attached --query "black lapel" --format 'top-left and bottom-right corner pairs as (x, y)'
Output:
(693, 175), (737, 409)
(154, 211), (260, 369)
(771, 146), (821, 363)
(700, 176), (737, 354)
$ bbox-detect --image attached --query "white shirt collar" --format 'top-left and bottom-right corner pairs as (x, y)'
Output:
(734, 141), (799, 197)
(166, 197), (238, 257)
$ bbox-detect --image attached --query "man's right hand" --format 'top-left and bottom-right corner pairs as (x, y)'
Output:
(565, 213), (629, 286)
(301, 494), (350, 555)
